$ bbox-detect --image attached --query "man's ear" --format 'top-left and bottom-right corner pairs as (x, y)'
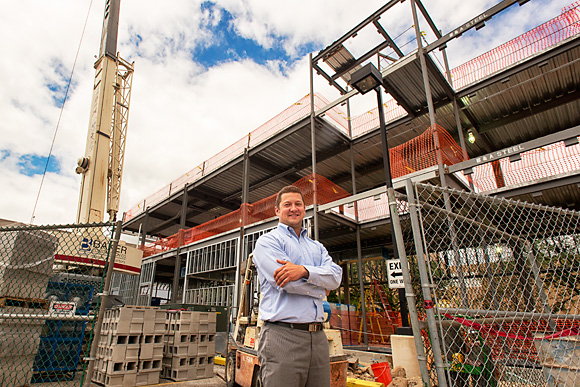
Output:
(274, 206), (280, 216)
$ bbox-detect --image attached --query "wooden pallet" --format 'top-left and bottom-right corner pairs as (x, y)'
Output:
(0, 296), (49, 309)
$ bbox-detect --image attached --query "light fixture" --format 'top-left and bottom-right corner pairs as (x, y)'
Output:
(350, 63), (383, 95)
(467, 130), (476, 144)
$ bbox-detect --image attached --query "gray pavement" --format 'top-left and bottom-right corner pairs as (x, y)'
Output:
(156, 365), (226, 387)
(33, 365), (227, 387)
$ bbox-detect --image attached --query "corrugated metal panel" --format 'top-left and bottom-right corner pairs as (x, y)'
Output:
(323, 44), (361, 84)
(382, 52), (452, 113)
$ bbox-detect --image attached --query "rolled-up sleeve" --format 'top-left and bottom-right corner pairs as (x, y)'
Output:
(303, 242), (342, 291)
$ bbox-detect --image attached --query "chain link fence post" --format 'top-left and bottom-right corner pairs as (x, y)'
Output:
(387, 185), (432, 384)
(405, 179), (449, 386)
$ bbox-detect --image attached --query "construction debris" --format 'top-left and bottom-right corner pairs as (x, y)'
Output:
(391, 366), (406, 378)
(346, 356), (377, 382)
(344, 356), (427, 387)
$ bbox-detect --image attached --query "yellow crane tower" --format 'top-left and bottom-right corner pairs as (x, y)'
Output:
(75, 0), (132, 224)
(55, 0), (142, 275)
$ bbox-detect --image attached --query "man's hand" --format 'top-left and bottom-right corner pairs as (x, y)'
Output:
(274, 259), (309, 287)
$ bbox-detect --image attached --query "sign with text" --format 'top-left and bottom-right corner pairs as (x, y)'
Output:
(387, 259), (404, 289)
(48, 301), (76, 318)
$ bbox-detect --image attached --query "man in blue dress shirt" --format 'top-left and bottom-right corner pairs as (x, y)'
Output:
(253, 185), (343, 387)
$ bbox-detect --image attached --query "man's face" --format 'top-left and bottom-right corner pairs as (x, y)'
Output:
(275, 192), (305, 230)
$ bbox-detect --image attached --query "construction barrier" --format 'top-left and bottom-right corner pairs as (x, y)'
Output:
(141, 173), (350, 257)
(0, 222), (115, 386)
(451, 1), (580, 90)
(471, 138), (580, 192)
(141, 123), (471, 257)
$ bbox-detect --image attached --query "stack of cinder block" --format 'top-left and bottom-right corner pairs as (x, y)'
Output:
(92, 306), (165, 386)
(161, 311), (216, 382)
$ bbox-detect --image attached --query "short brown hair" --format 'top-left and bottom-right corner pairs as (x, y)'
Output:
(275, 186), (305, 209)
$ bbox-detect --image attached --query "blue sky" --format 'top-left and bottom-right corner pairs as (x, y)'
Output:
(17, 154), (61, 177)
(193, 2), (319, 70)
(0, 0), (574, 225)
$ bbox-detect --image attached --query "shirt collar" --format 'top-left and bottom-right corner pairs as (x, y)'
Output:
(277, 223), (306, 238)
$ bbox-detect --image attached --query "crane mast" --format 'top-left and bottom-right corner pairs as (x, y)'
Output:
(76, 0), (133, 223)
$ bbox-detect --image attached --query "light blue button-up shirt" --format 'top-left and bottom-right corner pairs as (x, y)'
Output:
(253, 223), (342, 323)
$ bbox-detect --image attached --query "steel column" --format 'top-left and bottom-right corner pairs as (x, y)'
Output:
(309, 53), (319, 240)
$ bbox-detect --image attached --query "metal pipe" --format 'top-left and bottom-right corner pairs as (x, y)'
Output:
(173, 184), (189, 303)
(0, 314), (94, 321)
(387, 186), (432, 384)
(377, 87), (409, 329)
(233, 148), (250, 321)
(347, 95), (357, 309)
(411, 0), (436, 126)
(355, 226), (368, 347)
(439, 307), (580, 321)
(140, 209), (149, 248)
(182, 250), (190, 303)
(406, 179), (448, 386)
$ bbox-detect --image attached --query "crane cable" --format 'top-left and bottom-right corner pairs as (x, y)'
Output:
(30, 0), (95, 224)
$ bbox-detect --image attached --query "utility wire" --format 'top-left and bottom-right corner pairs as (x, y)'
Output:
(30, 0), (95, 224)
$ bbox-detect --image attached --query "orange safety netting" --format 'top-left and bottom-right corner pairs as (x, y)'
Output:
(141, 174), (350, 257)
(451, 1), (580, 89)
(471, 138), (580, 192)
(342, 124), (467, 222)
(390, 124), (467, 178)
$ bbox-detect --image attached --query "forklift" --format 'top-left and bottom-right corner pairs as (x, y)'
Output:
(224, 255), (348, 387)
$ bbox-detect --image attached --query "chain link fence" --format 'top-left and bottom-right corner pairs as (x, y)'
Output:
(391, 182), (580, 387)
(0, 222), (115, 386)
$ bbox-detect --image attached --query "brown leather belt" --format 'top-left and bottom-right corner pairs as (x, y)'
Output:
(268, 321), (323, 332)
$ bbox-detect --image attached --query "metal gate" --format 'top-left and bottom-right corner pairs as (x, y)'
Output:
(389, 182), (580, 387)
(0, 222), (115, 386)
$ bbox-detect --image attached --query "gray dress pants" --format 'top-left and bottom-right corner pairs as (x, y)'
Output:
(258, 322), (330, 387)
